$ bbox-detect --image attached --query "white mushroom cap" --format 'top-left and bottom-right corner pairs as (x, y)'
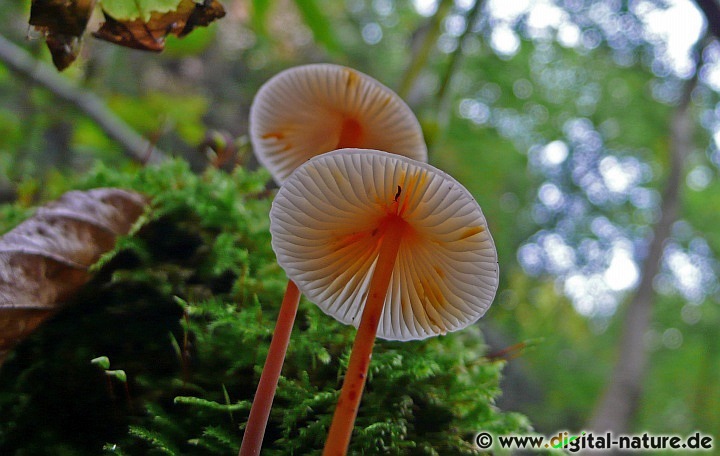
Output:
(250, 64), (428, 184)
(269, 149), (498, 341)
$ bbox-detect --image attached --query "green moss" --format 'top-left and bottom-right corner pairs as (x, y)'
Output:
(0, 159), (528, 455)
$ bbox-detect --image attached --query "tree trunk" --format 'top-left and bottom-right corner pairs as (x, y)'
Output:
(588, 71), (697, 434)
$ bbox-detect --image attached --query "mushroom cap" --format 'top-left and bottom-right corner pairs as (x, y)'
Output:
(269, 149), (498, 341)
(250, 64), (428, 185)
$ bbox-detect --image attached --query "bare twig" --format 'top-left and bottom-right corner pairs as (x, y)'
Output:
(0, 34), (167, 164)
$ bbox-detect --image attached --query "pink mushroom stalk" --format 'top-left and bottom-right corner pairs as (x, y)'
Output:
(240, 65), (427, 456)
(269, 149), (499, 455)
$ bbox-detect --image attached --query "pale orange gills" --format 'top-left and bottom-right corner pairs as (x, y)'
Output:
(250, 64), (427, 184)
(269, 149), (498, 341)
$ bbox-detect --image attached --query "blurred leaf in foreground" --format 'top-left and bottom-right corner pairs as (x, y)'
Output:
(29, 0), (97, 70)
(93, 0), (226, 52)
(27, 0), (226, 69)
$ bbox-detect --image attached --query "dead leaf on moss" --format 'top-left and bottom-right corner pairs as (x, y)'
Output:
(0, 188), (147, 366)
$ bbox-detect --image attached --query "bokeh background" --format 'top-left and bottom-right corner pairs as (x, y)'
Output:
(1, 0), (719, 450)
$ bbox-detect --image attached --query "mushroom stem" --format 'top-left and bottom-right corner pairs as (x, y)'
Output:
(323, 216), (405, 456)
(239, 280), (302, 456)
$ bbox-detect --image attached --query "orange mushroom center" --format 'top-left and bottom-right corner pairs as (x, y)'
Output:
(375, 212), (409, 246)
(336, 117), (364, 149)
(332, 186), (417, 257)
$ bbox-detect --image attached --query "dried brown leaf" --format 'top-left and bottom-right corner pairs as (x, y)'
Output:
(179, 0), (227, 37)
(0, 188), (147, 365)
(28, 0), (225, 69)
(93, 0), (226, 52)
(29, 0), (97, 70)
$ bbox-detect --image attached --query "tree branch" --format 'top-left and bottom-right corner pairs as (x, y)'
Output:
(0, 34), (167, 164)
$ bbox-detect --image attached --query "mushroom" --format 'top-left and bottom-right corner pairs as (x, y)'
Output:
(269, 149), (498, 455)
(241, 65), (427, 456)
(249, 63), (428, 185)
